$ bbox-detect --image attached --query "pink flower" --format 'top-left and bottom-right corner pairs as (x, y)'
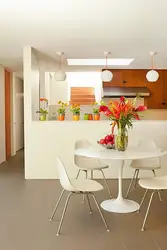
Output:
(120, 96), (125, 103)
(104, 110), (112, 117)
(134, 114), (140, 120)
(135, 105), (147, 112)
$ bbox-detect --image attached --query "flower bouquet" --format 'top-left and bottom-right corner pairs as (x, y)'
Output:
(92, 101), (100, 120)
(57, 101), (68, 121)
(99, 96), (147, 151)
(37, 98), (48, 121)
(70, 104), (81, 121)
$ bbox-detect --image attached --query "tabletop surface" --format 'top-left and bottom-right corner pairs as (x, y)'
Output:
(74, 146), (167, 160)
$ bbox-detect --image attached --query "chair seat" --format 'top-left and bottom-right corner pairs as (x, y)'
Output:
(139, 176), (167, 190)
(70, 179), (104, 192)
(130, 164), (161, 171)
(78, 165), (108, 171)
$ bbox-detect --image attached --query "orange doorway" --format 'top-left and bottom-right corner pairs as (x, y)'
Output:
(5, 70), (11, 160)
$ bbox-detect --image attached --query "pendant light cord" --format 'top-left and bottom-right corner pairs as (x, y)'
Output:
(152, 54), (154, 70)
(106, 54), (108, 70)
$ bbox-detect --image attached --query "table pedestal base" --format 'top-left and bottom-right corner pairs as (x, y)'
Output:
(101, 198), (140, 213)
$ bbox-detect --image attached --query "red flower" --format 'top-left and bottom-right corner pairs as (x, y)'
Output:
(104, 110), (112, 117)
(120, 96), (125, 103)
(99, 105), (110, 112)
(135, 105), (147, 112)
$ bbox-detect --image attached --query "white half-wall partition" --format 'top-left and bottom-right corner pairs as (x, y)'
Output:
(25, 120), (167, 179)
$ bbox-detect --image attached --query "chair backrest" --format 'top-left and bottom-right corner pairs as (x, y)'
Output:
(131, 139), (160, 168)
(56, 158), (76, 191)
(75, 139), (92, 149)
(74, 139), (100, 169)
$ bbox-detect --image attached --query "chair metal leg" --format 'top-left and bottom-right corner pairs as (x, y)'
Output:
(137, 189), (148, 213)
(76, 169), (81, 179)
(57, 193), (73, 236)
(100, 169), (112, 198)
(133, 169), (139, 190)
(86, 193), (92, 214)
(50, 189), (65, 221)
(82, 170), (88, 203)
(90, 193), (110, 232)
(125, 169), (138, 198)
(152, 170), (162, 201)
(141, 190), (156, 231)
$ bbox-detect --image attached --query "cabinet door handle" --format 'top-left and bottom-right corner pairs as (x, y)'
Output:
(123, 80), (126, 84)
(162, 102), (166, 105)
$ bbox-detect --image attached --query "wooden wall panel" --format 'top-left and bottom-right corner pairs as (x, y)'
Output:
(70, 87), (95, 105)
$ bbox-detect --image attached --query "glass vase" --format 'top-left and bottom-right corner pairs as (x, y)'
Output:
(115, 126), (128, 151)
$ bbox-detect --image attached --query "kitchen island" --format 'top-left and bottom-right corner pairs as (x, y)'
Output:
(25, 120), (167, 179)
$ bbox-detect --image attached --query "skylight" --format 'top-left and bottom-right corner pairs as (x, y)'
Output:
(67, 58), (134, 66)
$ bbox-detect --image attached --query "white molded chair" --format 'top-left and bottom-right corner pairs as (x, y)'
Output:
(50, 158), (110, 235)
(74, 139), (112, 197)
(138, 175), (167, 231)
(125, 139), (161, 198)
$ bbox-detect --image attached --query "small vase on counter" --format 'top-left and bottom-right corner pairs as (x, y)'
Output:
(57, 101), (68, 121)
(39, 113), (47, 121)
(70, 104), (81, 121)
(93, 113), (100, 121)
(88, 113), (93, 120)
(73, 113), (80, 121)
(84, 113), (89, 120)
(58, 113), (65, 121)
(92, 102), (101, 121)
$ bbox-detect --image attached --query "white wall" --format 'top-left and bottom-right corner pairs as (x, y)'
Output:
(67, 72), (102, 102)
(0, 66), (5, 163)
(11, 74), (24, 155)
(49, 72), (102, 105)
(23, 46), (40, 177)
(50, 77), (68, 104)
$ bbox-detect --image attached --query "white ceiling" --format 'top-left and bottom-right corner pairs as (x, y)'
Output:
(1, 0), (167, 77)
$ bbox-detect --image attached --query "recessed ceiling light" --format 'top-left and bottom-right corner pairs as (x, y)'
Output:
(67, 58), (134, 66)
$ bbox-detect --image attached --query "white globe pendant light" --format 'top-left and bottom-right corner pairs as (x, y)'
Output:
(55, 52), (66, 81)
(146, 52), (159, 82)
(101, 52), (113, 82)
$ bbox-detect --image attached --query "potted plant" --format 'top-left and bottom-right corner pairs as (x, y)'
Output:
(99, 96), (147, 151)
(37, 98), (48, 121)
(57, 101), (68, 121)
(92, 102), (100, 120)
(70, 104), (80, 121)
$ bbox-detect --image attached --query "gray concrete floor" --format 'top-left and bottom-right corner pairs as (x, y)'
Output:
(0, 150), (167, 250)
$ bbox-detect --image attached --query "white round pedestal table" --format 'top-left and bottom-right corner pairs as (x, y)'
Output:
(75, 146), (167, 213)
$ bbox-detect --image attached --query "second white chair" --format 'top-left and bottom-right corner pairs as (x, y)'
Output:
(74, 139), (112, 197)
(138, 175), (167, 231)
(125, 139), (162, 198)
(50, 158), (110, 235)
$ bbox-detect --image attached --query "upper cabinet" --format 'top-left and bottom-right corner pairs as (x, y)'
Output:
(144, 70), (164, 109)
(145, 70), (167, 109)
(102, 69), (167, 109)
(102, 69), (147, 87)
(122, 70), (147, 87)
(103, 69), (124, 87)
